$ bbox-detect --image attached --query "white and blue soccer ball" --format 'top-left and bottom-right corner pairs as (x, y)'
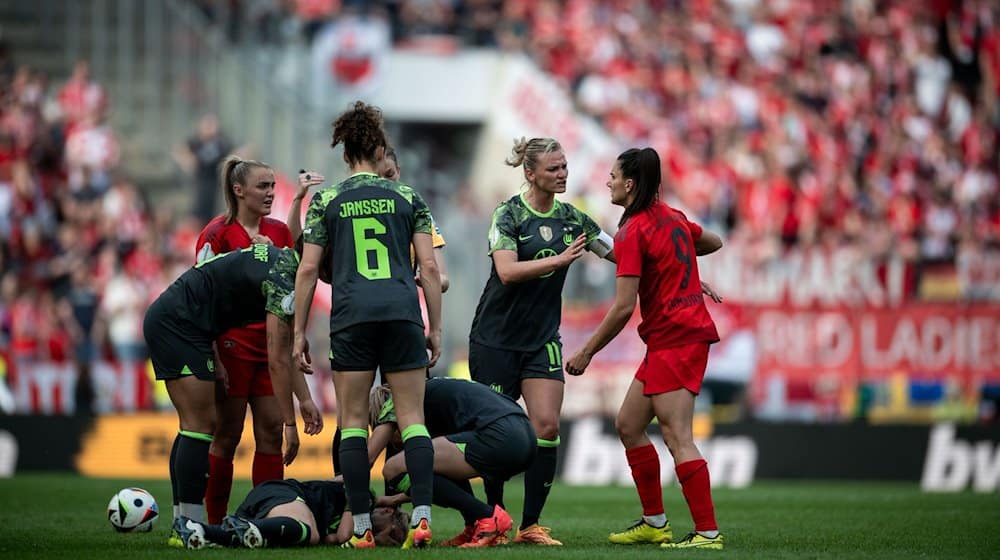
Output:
(107, 487), (159, 533)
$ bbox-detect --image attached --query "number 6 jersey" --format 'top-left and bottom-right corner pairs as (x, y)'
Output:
(614, 200), (719, 351)
(302, 171), (433, 333)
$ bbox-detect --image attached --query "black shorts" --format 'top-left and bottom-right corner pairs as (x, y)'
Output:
(330, 321), (427, 373)
(469, 339), (564, 400)
(447, 414), (536, 482)
(236, 480), (302, 520)
(143, 298), (217, 382)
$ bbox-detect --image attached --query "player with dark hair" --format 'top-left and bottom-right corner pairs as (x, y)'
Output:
(143, 243), (323, 546)
(566, 147), (725, 549)
(468, 137), (615, 545)
(368, 377), (534, 548)
(293, 101), (442, 548)
(195, 155), (299, 525)
(172, 478), (410, 549)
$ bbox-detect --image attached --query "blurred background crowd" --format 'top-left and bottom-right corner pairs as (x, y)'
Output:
(0, 0), (997, 420)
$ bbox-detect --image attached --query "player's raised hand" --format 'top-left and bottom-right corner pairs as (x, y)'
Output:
(297, 169), (325, 197)
(559, 234), (587, 267)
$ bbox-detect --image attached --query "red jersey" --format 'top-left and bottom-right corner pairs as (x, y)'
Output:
(614, 201), (719, 350)
(195, 216), (294, 361)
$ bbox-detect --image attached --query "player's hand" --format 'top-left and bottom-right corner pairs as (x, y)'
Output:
(294, 333), (313, 374)
(559, 234), (587, 267)
(251, 233), (273, 245)
(565, 349), (592, 376)
(297, 169), (325, 197)
(299, 399), (324, 435)
(282, 424), (300, 465)
(701, 281), (723, 303)
(426, 329), (442, 368)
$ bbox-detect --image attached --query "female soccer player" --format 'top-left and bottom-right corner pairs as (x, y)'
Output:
(468, 137), (615, 545)
(368, 377), (535, 548)
(565, 147), (725, 549)
(293, 101), (442, 548)
(195, 156), (299, 525)
(172, 478), (409, 549)
(144, 243), (323, 541)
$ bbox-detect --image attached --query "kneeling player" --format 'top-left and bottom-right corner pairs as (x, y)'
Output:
(369, 377), (536, 548)
(173, 478), (409, 548)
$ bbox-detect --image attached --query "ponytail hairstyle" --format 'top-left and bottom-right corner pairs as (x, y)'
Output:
(369, 384), (393, 428)
(616, 147), (661, 227)
(505, 137), (562, 184)
(331, 101), (388, 167)
(219, 155), (270, 224)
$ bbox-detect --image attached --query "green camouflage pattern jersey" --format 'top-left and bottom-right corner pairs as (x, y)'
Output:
(374, 377), (527, 433)
(157, 244), (299, 334)
(303, 172), (433, 333)
(470, 193), (601, 351)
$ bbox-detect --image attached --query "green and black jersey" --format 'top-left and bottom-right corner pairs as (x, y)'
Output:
(303, 172), (433, 333)
(239, 479), (347, 538)
(374, 377), (527, 434)
(155, 244), (298, 334)
(469, 193), (601, 351)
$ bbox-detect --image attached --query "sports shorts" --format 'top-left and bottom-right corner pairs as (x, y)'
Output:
(143, 298), (216, 382)
(636, 342), (710, 396)
(330, 321), (427, 373)
(446, 414), (536, 482)
(218, 352), (273, 398)
(469, 338), (564, 401)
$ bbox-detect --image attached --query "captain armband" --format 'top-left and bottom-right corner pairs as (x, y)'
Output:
(587, 230), (614, 258)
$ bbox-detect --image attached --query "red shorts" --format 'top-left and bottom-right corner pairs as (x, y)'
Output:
(218, 352), (273, 398)
(635, 342), (710, 396)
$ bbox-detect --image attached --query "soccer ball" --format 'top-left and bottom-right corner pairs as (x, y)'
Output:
(107, 487), (159, 533)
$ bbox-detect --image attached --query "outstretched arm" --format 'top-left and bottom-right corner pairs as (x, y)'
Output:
(266, 313), (300, 465)
(565, 276), (639, 376)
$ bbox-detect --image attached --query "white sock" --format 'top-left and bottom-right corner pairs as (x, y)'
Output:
(412, 505), (432, 526)
(643, 514), (667, 528)
(353, 513), (372, 535)
(698, 529), (720, 538)
(178, 502), (205, 524)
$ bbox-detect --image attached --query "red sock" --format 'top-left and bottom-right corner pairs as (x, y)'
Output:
(205, 453), (233, 525)
(626, 444), (663, 516)
(675, 459), (717, 532)
(252, 452), (284, 487)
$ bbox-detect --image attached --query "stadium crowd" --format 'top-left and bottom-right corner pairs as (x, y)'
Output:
(2, 0), (998, 406)
(216, 0), (999, 283)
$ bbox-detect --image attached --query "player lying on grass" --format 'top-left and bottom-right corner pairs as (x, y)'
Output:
(172, 478), (409, 549)
(368, 377), (536, 547)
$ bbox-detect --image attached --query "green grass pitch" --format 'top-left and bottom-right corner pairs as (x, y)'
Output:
(0, 474), (997, 558)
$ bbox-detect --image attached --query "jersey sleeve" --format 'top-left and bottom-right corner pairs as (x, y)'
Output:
(573, 206), (603, 245)
(410, 190), (433, 235)
(262, 248), (299, 323)
(614, 220), (642, 277)
(195, 223), (223, 264)
(302, 191), (330, 247)
(486, 202), (517, 254)
(431, 218), (446, 248)
(684, 215), (704, 241)
(374, 396), (397, 427)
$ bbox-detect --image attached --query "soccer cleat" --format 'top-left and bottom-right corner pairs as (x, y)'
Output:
(440, 525), (476, 547)
(661, 531), (724, 550)
(513, 524), (562, 546)
(460, 505), (514, 548)
(171, 516), (206, 550)
(222, 515), (264, 548)
(341, 529), (375, 549)
(401, 518), (432, 549)
(608, 519), (672, 544)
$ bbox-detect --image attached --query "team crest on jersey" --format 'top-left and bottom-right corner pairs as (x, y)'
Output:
(281, 292), (295, 315)
(539, 225), (553, 241)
